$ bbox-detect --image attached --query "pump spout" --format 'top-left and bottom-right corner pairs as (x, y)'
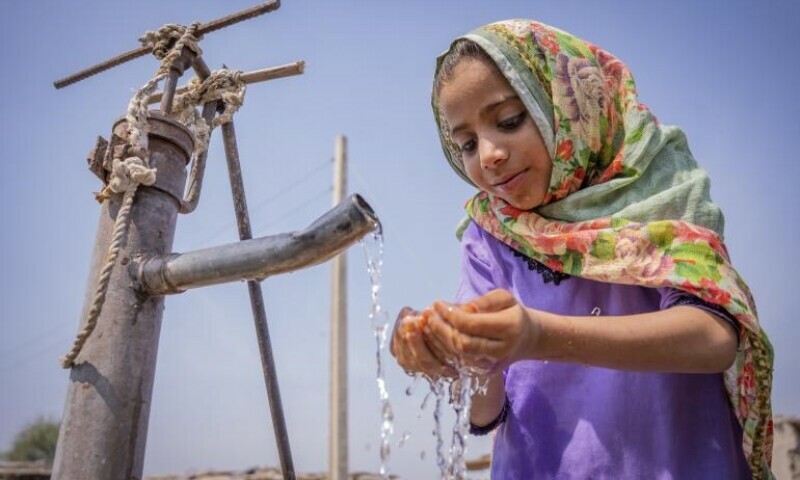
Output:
(139, 193), (379, 295)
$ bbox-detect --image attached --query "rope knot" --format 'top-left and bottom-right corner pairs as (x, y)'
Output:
(139, 22), (203, 59)
(140, 22), (203, 76)
(173, 68), (247, 159)
(108, 156), (157, 194)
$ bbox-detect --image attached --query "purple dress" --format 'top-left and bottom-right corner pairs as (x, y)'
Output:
(454, 222), (750, 479)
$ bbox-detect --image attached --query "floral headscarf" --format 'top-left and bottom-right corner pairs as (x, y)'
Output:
(433, 19), (774, 479)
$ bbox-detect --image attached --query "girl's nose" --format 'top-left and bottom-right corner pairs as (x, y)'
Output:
(479, 138), (508, 169)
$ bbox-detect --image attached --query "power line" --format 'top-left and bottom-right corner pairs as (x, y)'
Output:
(255, 186), (333, 234)
(0, 332), (72, 374)
(0, 322), (73, 360)
(196, 158), (331, 245)
(349, 160), (439, 294)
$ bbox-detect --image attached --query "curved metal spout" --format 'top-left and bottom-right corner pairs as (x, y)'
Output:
(139, 194), (379, 295)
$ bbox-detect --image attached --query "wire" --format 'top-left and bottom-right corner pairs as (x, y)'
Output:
(247, 158), (332, 218)
(0, 332), (73, 374)
(0, 322), (74, 360)
(350, 160), (439, 294)
(255, 186), (333, 234)
(195, 158), (331, 245)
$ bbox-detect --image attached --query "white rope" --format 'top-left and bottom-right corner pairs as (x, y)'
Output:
(60, 75), (163, 368)
(173, 68), (247, 158)
(139, 22), (203, 76)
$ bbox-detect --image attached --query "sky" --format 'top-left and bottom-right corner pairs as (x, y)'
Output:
(1, 1), (799, 478)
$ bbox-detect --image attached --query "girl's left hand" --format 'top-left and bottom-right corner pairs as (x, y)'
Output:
(422, 289), (541, 373)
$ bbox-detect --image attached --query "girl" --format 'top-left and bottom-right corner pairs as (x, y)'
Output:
(390, 19), (773, 479)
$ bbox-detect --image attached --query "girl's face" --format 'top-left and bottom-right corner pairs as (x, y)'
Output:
(438, 59), (552, 210)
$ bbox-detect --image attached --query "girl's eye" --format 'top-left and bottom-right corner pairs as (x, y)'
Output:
(459, 139), (477, 153)
(498, 112), (526, 131)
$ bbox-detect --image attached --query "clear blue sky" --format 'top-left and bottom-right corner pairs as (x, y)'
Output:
(1, 1), (798, 478)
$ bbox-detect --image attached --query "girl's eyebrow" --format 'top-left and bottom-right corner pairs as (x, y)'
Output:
(450, 94), (520, 136)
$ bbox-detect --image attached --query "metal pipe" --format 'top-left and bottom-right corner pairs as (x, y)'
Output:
(52, 112), (193, 480)
(53, 0), (282, 89)
(138, 193), (378, 292)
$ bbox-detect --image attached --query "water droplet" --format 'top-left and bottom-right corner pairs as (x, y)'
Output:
(398, 431), (411, 448)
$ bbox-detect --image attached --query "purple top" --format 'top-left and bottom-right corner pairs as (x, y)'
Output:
(454, 222), (750, 479)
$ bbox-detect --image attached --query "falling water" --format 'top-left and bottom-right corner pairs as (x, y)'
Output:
(430, 367), (491, 479)
(362, 229), (393, 479)
(361, 226), (490, 479)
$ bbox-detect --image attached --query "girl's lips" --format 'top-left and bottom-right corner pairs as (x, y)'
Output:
(494, 169), (529, 194)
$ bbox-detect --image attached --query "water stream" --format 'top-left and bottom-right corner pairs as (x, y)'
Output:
(362, 229), (393, 479)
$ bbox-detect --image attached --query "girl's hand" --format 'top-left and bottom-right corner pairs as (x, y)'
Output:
(423, 289), (541, 373)
(389, 306), (458, 380)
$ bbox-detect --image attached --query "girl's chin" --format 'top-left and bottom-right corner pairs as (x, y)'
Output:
(504, 196), (544, 211)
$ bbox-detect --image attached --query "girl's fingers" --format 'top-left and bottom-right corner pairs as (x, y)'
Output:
(457, 333), (506, 358)
(424, 309), (494, 358)
(422, 321), (457, 366)
(406, 327), (457, 378)
(424, 314), (504, 372)
(390, 307), (418, 357)
(433, 301), (513, 340)
(469, 289), (517, 312)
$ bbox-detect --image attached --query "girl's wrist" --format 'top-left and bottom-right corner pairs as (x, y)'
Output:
(518, 306), (546, 361)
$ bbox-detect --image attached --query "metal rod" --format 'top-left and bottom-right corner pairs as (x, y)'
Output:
(159, 70), (181, 114)
(139, 193), (377, 294)
(192, 56), (213, 79)
(222, 119), (293, 479)
(148, 61), (305, 105)
(53, 0), (281, 89)
(199, 0), (280, 35)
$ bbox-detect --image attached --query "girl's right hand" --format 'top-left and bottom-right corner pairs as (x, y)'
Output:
(390, 307), (458, 380)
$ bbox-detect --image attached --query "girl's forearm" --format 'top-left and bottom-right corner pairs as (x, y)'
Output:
(469, 372), (506, 427)
(525, 306), (738, 373)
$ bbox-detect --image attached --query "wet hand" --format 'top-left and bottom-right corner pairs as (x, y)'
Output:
(423, 289), (540, 373)
(389, 306), (458, 380)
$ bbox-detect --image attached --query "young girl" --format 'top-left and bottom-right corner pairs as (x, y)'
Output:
(390, 19), (774, 479)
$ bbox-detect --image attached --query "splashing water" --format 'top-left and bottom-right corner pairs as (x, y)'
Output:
(361, 229), (393, 479)
(430, 368), (491, 479)
(361, 227), (490, 479)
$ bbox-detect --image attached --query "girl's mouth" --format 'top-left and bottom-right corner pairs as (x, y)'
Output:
(494, 169), (529, 194)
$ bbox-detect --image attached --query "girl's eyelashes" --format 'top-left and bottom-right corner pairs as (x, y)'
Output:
(456, 111), (527, 154)
(498, 112), (526, 131)
(460, 139), (477, 153)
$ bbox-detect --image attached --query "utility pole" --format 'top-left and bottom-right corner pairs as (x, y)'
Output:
(329, 135), (348, 480)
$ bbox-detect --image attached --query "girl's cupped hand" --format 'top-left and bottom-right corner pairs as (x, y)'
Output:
(390, 306), (458, 380)
(423, 289), (541, 374)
